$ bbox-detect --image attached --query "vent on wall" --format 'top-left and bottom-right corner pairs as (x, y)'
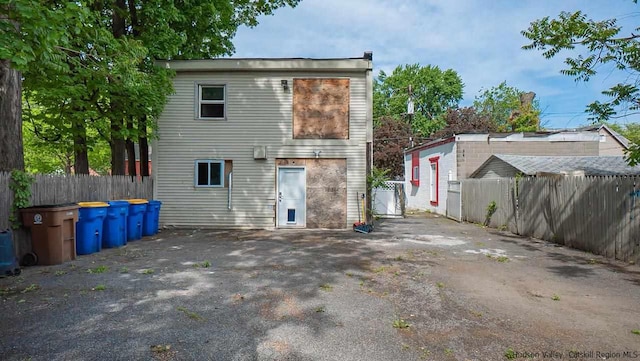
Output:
(253, 146), (267, 160)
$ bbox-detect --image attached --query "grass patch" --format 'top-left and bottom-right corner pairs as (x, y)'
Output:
(21, 284), (39, 293)
(436, 282), (445, 289)
(319, 283), (333, 292)
(392, 318), (410, 329)
(631, 329), (640, 335)
(504, 348), (517, 359)
(142, 269), (154, 275)
(92, 284), (106, 291)
(177, 306), (202, 321)
(551, 294), (560, 301)
(496, 256), (509, 263)
(444, 348), (454, 356)
(119, 267), (129, 273)
(54, 270), (66, 276)
(315, 306), (326, 313)
(87, 265), (108, 274)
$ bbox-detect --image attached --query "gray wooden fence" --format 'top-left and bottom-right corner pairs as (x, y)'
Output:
(462, 176), (640, 264)
(1, 172), (153, 257)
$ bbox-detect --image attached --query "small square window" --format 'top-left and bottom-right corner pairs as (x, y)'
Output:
(195, 160), (224, 187)
(198, 85), (225, 119)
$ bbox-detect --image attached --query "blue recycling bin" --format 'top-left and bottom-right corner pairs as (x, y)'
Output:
(126, 199), (148, 241)
(0, 229), (20, 276)
(102, 201), (129, 248)
(142, 200), (162, 236)
(76, 202), (109, 255)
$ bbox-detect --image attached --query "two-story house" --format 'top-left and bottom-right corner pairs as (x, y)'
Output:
(153, 54), (373, 229)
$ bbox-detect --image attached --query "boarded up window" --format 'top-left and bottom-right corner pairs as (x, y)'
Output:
(293, 78), (349, 139)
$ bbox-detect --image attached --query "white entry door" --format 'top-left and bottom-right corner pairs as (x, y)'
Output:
(277, 167), (306, 227)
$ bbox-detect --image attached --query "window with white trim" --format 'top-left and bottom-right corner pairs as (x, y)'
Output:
(198, 85), (225, 119)
(195, 160), (224, 187)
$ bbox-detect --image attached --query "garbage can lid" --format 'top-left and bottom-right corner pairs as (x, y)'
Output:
(78, 201), (110, 208)
(126, 199), (149, 204)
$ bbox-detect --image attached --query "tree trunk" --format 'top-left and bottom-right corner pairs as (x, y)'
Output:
(139, 116), (150, 177)
(73, 119), (89, 174)
(0, 60), (25, 171)
(125, 119), (136, 178)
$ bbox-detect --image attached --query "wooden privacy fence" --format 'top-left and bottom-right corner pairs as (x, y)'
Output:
(461, 176), (640, 264)
(0, 172), (153, 231)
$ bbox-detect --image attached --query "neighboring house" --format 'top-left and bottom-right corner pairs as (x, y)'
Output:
(403, 132), (600, 214)
(577, 124), (630, 156)
(153, 54), (373, 229)
(124, 144), (152, 177)
(470, 154), (640, 178)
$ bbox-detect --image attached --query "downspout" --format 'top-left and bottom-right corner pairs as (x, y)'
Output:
(228, 172), (233, 210)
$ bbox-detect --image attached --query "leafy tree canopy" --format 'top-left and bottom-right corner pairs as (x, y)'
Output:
(522, 4), (640, 162)
(433, 107), (497, 138)
(373, 117), (423, 179)
(374, 64), (463, 137)
(473, 81), (541, 132)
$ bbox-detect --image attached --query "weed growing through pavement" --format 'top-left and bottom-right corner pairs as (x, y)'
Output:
(470, 310), (483, 318)
(631, 329), (640, 335)
(142, 269), (154, 275)
(436, 282), (445, 289)
(444, 348), (454, 356)
(373, 266), (386, 273)
(87, 265), (108, 274)
(315, 306), (326, 313)
(54, 270), (66, 276)
(150, 345), (171, 353)
(119, 267), (129, 273)
(193, 261), (211, 268)
(21, 284), (39, 293)
(393, 318), (410, 329)
(496, 256), (509, 263)
(92, 284), (106, 291)
(177, 306), (202, 321)
(504, 348), (517, 359)
(319, 283), (333, 291)
(345, 272), (353, 277)
(551, 294), (560, 301)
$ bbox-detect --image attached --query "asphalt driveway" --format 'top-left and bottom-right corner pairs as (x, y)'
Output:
(1, 214), (639, 360)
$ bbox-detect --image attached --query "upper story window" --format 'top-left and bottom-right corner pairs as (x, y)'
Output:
(198, 85), (225, 119)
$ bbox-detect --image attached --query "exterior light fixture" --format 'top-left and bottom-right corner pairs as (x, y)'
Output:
(281, 80), (289, 91)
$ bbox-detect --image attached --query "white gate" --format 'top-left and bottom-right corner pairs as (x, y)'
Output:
(373, 181), (405, 218)
(446, 180), (462, 222)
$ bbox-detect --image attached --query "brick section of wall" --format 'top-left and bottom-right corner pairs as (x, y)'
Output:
(457, 141), (599, 179)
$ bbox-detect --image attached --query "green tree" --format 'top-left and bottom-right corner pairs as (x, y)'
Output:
(374, 64), (463, 137)
(3, 0), (300, 175)
(522, 4), (640, 163)
(0, 1), (87, 171)
(473, 81), (541, 132)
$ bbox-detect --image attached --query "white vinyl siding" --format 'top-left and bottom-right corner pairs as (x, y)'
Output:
(154, 70), (369, 228)
(405, 142), (456, 215)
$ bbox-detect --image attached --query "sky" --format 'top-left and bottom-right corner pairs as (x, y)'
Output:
(231, 0), (640, 130)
